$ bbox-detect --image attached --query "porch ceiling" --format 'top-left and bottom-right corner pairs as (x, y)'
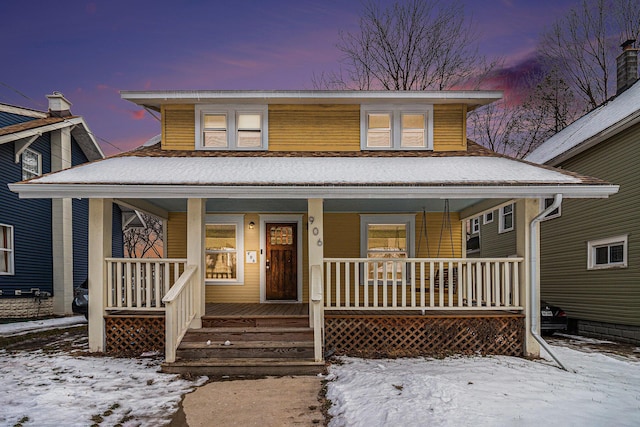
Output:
(140, 198), (484, 213)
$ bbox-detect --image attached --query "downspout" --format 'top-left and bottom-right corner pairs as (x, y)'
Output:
(529, 194), (570, 371)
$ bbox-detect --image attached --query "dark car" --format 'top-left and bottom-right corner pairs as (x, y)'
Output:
(72, 280), (88, 319)
(540, 300), (567, 335)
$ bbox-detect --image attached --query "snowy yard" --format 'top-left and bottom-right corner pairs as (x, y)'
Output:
(0, 317), (206, 426)
(2, 317), (640, 427)
(326, 336), (640, 427)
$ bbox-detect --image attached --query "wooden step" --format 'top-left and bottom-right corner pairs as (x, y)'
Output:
(176, 340), (315, 359)
(202, 315), (309, 328)
(181, 327), (314, 342)
(162, 358), (325, 376)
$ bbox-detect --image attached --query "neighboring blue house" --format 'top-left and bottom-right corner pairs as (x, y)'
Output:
(0, 93), (123, 318)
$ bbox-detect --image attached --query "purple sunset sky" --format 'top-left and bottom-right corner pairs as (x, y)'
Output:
(2, 0), (577, 155)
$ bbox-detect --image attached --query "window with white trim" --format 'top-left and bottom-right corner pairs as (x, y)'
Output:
(205, 215), (244, 284)
(22, 148), (41, 180)
(361, 105), (433, 150)
(471, 217), (480, 234)
(196, 105), (268, 150)
(360, 215), (415, 283)
(540, 197), (561, 220)
(588, 235), (627, 270)
(483, 211), (494, 224)
(499, 203), (514, 233)
(0, 224), (14, 275)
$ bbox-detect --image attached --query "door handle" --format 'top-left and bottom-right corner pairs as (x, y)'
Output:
(266, 259), (270, 269)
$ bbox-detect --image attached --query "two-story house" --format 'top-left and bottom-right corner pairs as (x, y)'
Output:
(10, 90), (617, 374)
(0, 93), (123, 318)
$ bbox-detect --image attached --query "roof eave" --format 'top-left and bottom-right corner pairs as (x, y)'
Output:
(9, 183), (619, 201)
(120, 90), (503, 111)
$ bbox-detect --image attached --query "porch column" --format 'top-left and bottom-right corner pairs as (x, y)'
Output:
(187, 198), (205, 328)
(51, 126), (73, 315)
(307, 199), (324, 362)
(516, 198), (540, 357)
(88, 198), (112, 352)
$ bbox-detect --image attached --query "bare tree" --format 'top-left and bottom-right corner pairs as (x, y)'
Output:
(123, 213), (164, 258)
(314, 0), (489, 90)
(540, 0), (640, 111)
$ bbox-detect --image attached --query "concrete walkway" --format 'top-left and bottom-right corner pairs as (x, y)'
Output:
(172, 376), (325, 426)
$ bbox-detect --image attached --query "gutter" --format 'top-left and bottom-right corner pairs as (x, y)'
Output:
(529, 194), (570, 371)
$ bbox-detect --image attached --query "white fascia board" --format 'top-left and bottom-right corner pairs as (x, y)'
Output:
(0, 103), (47, 118)
(120, 90), (503, 108)
(70, 118), (105, 160)
(0, 117), (83, 145)
(9, 183), (619, 200)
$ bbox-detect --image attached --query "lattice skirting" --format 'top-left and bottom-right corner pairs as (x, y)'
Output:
(325, 315), (524, 358)
(105, 315), (165, 357)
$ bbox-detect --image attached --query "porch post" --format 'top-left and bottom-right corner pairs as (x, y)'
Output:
(516, 198), (541, 357)
(88, 198), (112, 352)
(307, 198), (324, 362)
(187, 198), (205, 328)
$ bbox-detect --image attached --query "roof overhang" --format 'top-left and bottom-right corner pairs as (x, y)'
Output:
(120, 90), (503, 112)
(0, 117), (104, 161)
(9, 182), (619, 200)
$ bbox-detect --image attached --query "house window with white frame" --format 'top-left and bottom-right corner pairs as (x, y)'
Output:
(483, 211), (494, 224)
(361, 105), (433, 150)
(499, 203), (514, 233)
(0, 224), (14, 275)
(196, 106), (268, 150)
(588, 235), (627, 270)
(21, 148), (41, 180)
(471, 217), (480, 234)
(540, 197), (561, 220)
(360, 215), (415, 283)
(205, 215), (244, 284)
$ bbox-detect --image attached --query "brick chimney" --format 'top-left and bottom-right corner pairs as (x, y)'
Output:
(46, 92), (72, 118)
(616, 39), (639, 95)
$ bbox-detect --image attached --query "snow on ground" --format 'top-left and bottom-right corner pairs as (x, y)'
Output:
(0, 315), (87, 337)
(326, 345), (640, 427)
(0, 317), (206, 427)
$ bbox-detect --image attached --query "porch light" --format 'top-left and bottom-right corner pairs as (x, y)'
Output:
(248, 221), (255, 229)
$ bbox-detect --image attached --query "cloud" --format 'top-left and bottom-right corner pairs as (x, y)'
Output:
(130, 110), (145, 120)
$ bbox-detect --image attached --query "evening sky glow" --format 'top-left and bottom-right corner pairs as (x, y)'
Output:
(2, 0), (577, 154)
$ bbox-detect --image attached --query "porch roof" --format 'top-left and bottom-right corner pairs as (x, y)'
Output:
(10, 142), (617, 200)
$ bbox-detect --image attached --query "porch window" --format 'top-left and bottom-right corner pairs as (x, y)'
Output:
(499, 203), (514, 233)
(196, 105), (268, 150)
(0, 224), (14, 275)
(361, 105), (433, 150)
(22, 148), (41, 180)
(588, 235), (627, 270)
(360, 215), (415, 283)
(205, 215), (245, 284)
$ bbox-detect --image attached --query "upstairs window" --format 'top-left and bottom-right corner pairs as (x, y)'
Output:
(499, 203), (514, 233)
(471, 217), (480, 234)
(196, 106), (268, 150)
(22, 148), (41, 180)
(361, 105), (433, 150)
(0, 224), (14, 275)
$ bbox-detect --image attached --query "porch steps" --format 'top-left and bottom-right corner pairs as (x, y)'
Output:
(162, 314), (324, 376)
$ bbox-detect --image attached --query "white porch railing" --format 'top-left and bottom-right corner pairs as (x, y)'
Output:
(105, 258), (187, 311)
(324, 258), (523, 310)
(162, 265), (198, 363)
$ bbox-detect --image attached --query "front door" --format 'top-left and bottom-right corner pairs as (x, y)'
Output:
(265, 223), (297, 300)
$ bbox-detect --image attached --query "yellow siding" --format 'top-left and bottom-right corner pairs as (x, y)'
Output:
(433, 104), (467, 151)
(162, 105), (195, 150)
(268, 104), (360, 151)
(166, 212), (187, 258)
